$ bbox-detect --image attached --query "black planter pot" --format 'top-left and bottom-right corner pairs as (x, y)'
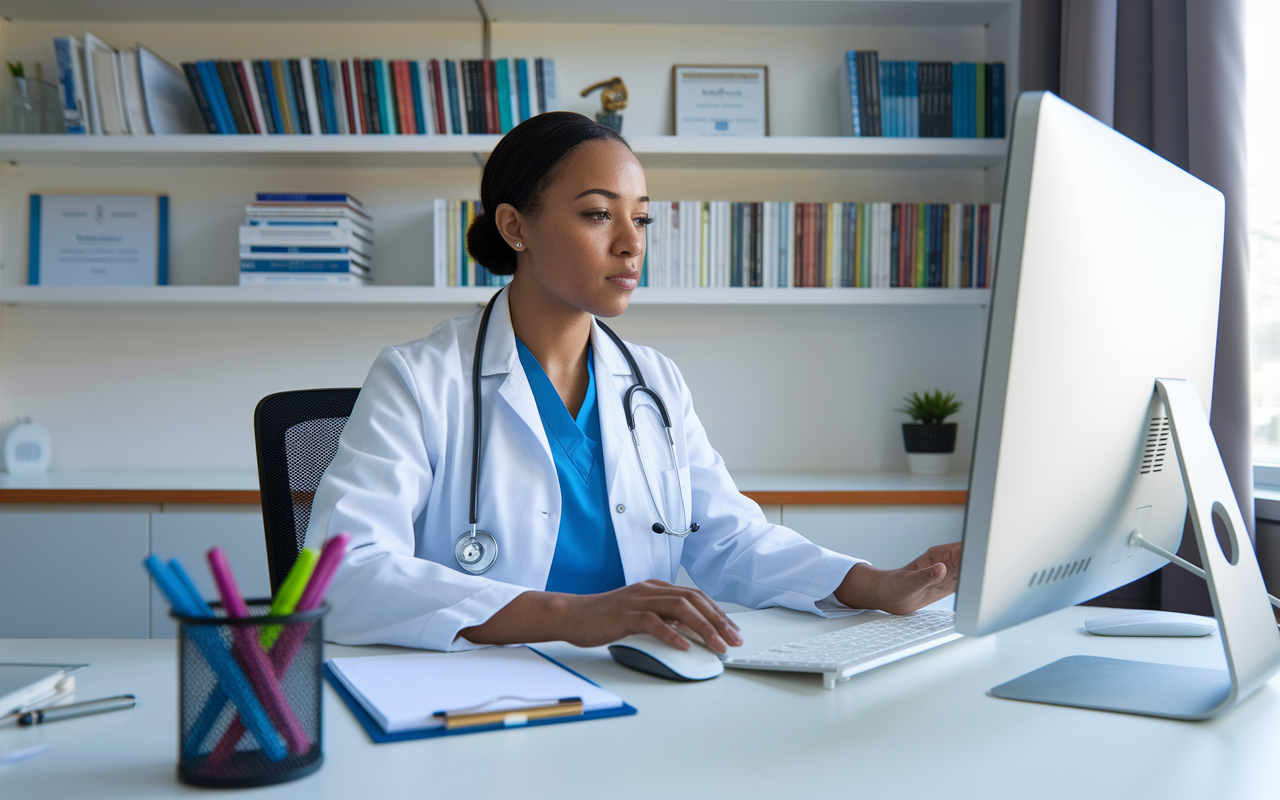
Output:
(901, 423), (957, 453)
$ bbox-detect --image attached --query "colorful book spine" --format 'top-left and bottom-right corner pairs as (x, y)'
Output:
(52, 36), (88, 134)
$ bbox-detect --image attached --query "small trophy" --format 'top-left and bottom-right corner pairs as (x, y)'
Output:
(580, 77), (627, 133)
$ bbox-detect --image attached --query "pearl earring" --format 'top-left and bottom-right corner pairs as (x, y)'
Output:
(515, 242), (524, 249)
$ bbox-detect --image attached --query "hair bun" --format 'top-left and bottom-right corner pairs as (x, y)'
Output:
(465, 210), (518, 275)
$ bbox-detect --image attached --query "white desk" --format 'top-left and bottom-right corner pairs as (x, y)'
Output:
(3, 606), (1278, 800)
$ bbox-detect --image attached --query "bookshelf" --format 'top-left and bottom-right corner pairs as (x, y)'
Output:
(0, 0), (1018, 482)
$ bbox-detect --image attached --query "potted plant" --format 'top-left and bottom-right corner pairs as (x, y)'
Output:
(896, 390), (962, 476)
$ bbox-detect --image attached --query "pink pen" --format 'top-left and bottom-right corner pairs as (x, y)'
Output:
(206, 548), (310, 756)
(208, 534), (350, 763)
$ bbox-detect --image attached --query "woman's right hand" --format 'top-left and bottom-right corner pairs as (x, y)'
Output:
(560, 580), (742, 653)
(460, 580), (742, 653)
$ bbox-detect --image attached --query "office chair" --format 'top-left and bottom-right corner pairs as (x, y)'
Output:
(254, 388), (360, 593)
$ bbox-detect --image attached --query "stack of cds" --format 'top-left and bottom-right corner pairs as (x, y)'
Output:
(239, 193), (372, 286)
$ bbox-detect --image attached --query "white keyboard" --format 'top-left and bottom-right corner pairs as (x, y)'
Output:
(723, 610), (960, 689)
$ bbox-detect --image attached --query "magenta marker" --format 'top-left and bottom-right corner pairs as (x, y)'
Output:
(206, 547), (310, 755)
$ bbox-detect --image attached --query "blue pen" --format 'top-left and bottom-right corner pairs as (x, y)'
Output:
(143, 556), (287, 763)
(167, 559), (237, 758)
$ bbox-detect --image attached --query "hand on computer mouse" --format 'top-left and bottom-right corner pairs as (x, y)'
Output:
(833, 542), (962, 615)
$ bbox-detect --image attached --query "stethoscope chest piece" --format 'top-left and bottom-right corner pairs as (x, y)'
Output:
(454, 529), (498, 574)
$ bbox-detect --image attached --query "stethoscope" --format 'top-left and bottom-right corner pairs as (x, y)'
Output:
(455, 292), (700, 575)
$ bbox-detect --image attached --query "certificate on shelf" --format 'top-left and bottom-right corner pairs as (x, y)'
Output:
(672, 65), (769, 137)
(29, 194), (169, 286)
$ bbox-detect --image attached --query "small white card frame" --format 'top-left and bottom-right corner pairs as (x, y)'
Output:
(672, 65), (769, 137)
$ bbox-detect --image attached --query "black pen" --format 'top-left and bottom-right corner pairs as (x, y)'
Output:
(17, 695), (136, 726)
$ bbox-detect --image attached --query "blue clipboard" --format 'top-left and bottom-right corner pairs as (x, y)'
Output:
(324, 648), (637, 743)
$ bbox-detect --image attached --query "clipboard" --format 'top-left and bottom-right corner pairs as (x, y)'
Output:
(324, 648), (637, 743)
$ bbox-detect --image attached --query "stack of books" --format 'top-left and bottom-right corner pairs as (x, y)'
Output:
(431, 199), (513, 288)
(181, 58), (559, 135)
(433, 199), (999, 289)
(240, 194), (372, 286)
(840, 52), (1005, 138)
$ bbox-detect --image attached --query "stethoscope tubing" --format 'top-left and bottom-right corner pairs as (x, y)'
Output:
(457, 292), (698, 574)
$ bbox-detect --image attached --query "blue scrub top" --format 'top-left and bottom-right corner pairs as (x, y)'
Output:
(516, 339), (627, 595)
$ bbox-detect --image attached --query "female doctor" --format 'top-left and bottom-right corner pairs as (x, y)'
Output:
(306, 112), (961, 654)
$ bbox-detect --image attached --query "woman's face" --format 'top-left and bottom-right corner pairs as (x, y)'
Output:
(501, 139), (649, 318)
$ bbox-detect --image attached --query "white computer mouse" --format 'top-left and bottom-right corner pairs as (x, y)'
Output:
(1084, 610), (1217, 637)
(608, 634), (725, 681)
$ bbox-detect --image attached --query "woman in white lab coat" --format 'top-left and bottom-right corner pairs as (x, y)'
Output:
(306, 112), (960, 653)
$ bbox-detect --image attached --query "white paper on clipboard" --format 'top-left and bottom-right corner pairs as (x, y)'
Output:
(326, 646), (623, 734)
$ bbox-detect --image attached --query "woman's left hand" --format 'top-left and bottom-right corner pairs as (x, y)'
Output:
(833, 542), (962, 615)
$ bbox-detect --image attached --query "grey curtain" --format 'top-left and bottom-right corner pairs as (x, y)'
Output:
(1021, 0), (1251, 615)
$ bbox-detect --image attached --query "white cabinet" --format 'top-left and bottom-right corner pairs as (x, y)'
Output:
(0, 513), (149, 638)
(149, 513), (271, 638)
(780, 506), (965, 570)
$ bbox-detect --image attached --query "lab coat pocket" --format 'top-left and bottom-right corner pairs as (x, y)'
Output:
(656, 465), (692, 532)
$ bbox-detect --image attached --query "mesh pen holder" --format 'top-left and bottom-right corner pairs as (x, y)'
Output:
(172, 600), (328, 788)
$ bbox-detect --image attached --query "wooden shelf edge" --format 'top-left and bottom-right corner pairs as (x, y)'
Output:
(742, 490), (968, 506)
(0, 489), (262, 504)
(0, 488), (965, 506)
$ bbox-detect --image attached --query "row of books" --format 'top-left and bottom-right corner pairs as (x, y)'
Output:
(432, 200), (514, 288)
(433, 199), (1000, 289)
(841, 53), (1006, 138)
(184, 58), (560, 136)
(239, 194), (373, 286)
(52, 34), (184, 135)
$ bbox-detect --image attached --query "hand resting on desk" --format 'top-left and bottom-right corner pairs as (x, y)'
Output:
(461, 543), (961, 655)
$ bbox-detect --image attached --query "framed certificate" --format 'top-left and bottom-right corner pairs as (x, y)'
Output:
(672, 65), (769, 137)
(28, 194), (169, 286)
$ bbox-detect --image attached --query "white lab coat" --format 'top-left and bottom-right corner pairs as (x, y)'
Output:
(306, 286), (863, 651)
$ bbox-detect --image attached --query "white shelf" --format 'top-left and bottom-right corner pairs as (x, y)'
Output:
(0, 286), (991, 307)
(0, 135), (1008, 170)
(0, 0), (1012, 26)
(0, 469), (964, 493)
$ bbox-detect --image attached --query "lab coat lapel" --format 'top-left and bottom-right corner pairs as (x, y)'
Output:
(591, 320), (665, 583)
(591, 320), (636, 504)
(483, 288), (554, 468)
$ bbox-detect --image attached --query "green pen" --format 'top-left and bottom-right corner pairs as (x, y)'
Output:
(260, 548), (319, 649)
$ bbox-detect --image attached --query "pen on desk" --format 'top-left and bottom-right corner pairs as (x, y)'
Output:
(18, 695), (136, 726)
(435, 697), (585, 730)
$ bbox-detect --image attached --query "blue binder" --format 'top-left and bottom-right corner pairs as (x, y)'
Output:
(324, 648), (637, 743)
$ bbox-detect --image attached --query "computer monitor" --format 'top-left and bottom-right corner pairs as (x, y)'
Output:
(954, 91), (1280, 720)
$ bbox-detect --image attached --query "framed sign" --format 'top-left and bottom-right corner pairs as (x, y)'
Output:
(29, 193), (169, 286)
(672, 65), (769, 137)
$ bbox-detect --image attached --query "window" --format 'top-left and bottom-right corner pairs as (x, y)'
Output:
(1248, 0), (1280, 463)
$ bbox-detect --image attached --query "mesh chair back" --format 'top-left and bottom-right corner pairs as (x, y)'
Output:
(254, 388), (360, 593)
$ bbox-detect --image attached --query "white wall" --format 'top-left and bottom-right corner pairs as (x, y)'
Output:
(0, 301), (987, 473)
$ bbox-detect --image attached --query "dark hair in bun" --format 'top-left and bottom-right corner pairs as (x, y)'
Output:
(466, 112), (630, 275)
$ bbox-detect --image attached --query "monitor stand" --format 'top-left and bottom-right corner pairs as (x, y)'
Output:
(990, 378), (1280, 720)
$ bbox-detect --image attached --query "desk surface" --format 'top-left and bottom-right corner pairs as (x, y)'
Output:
(0, 470), (969, 506)
(2, 606), (1277, 800)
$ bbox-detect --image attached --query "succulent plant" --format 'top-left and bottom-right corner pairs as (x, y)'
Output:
(896, 390), (962, 425)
